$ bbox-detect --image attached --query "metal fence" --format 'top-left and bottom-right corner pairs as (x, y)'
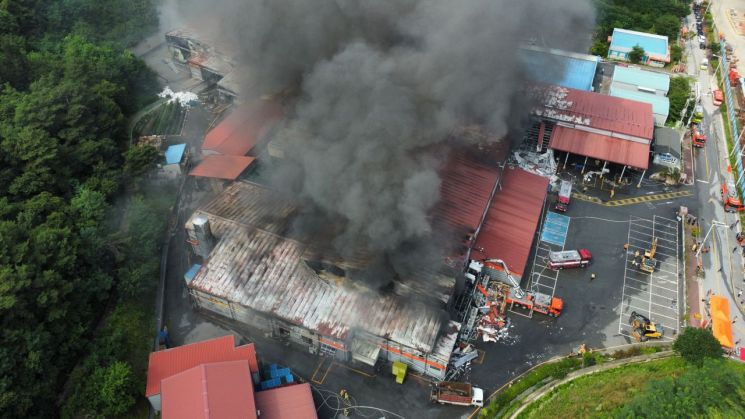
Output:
(719, 38), (744, 192)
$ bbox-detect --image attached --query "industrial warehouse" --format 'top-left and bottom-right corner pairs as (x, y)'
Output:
(183, 132), (551, 379)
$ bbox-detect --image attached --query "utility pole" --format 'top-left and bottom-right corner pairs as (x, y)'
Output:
(697, 220), (728, 257)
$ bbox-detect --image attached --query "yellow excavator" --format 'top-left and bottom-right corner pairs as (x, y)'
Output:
(640, 238), (658, 273)
(629, 311), (663, 342)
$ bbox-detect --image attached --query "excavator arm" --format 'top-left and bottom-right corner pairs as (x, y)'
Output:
(483, 259), (525, 299)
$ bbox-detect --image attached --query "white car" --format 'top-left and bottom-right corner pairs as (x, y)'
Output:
(699, 35), (706, 44)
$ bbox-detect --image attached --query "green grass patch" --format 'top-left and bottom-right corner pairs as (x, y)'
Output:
(516, 357), (686, 419)
(479, 357), (583, 418)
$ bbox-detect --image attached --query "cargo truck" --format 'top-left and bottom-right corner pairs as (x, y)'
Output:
(430, 381), (484, 407)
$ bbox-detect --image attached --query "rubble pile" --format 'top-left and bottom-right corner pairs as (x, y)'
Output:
(513, 150), (557, 181)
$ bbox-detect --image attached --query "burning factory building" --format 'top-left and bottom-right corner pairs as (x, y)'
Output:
(184, 127), (550, 379)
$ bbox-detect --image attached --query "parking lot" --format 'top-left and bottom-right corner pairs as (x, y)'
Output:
(527, 211), (569, 302)
(618, 215), (680, 341)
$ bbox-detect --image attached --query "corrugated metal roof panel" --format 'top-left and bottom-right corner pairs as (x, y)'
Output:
(202, 101), (283, 156)
(189, 155), (256, 180)
(609, 86), (670, 117)
(611, 66), (670, 93)
(255, 383), (317, 419)
(549, 125), (650, 169)
(534, 85), (655, 140)
(146, 336), (258, 397)
(471, 168), (548, 276)
(610, 28), (668, 57)
(521, 46), (600, 91)
(161, 361), (256, 419)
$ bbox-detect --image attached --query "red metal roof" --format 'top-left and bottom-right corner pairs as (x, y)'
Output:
(549, 126), (650, 170)
(190, 155), (256, 180)
(161, 361), (256, 419)
(254, 383), (317, 419)
(202, 101), (282, 156)
(146, 336), (258, 397)
(472, 167), (549, 276)
(534, 86), (654, 140)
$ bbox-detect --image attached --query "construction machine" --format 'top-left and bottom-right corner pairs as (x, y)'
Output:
(629, 311), (663, 342)
(639, 238), (658, 273)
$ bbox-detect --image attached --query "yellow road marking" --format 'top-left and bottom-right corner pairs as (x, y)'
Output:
(572, 190), (693, 207)
(705, 144), (711, 182)
(331, 362), (376, 378)
(311, 357), (332, 385)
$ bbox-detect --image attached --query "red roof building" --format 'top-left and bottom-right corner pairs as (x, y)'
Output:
(471, 167), (549, 276)
(161, 360), (256, 419)
(202, 101), (282, 157)
(190, 155), (257, 180)
(534, 85), (655, 170)
(146, 336), (258, 411)
(255, 383), (317, 419)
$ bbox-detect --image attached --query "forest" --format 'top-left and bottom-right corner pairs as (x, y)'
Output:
(0, 0), (163, 417)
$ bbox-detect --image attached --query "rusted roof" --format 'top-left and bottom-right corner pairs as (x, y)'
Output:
(189, 155), (256, 180)
(533, 85), (654, 140)
(161, 361), (256, 419)
(254, 383), (317, 419)
(202, 101), (283, 156)
(471, 167), (549, 276)
(549, 126), (650, 170)
(146, 336), (258, 397)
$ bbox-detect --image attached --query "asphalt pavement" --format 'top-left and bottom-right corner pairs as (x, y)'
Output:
(686, 4), (745, 355)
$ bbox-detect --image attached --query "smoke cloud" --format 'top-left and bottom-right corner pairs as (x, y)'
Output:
(161, 0), (595, 293)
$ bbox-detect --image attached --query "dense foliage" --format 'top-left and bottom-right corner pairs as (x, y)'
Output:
(0, 0), (160, 417)
(667, 76), (691, 123)
(672, 326), (723, 366)
(614, 359), (745, 418)
(591, 0), (691, 57)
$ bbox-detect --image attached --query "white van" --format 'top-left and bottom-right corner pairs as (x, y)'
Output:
(701, 58), (709, 70)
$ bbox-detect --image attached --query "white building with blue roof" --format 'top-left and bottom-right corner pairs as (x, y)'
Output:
(608, 28), (670, 67)
(610, 66), (671, 125)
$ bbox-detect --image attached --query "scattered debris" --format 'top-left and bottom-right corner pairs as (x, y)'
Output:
(158, 86), (199, 107)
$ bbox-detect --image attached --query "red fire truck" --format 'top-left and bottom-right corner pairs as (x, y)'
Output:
(691, 123), (707, 147)
(547, 249), (593, 270)
(555, 180), (572, 212)
(505, 290), (564, 317)
(721, 181), (745, 212)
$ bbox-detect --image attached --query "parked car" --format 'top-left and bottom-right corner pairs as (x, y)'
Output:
(699, 35), (706, 43)
(700, 42), (706, 49)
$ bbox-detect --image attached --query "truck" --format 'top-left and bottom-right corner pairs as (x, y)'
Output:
(547, 249), (593, 270)
(691, 123), (707, 147)
(505, 290), (564, 317)
(721, 181), (745, 212)
(555, 180), (572, 212)
(430, 381), (484, 407)
(713, 89), (723, 107)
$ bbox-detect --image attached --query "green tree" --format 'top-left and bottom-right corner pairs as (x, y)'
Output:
(628, 45), (645, 64)
(654, 14), (682, 41)
(94, 361), (136, 416)
(123, 144), (159, 182)
(670, 44), (682, 63)
(673, 327), (723, 366)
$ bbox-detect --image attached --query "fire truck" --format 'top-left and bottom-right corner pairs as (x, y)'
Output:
(547, 249), (593, 270)
(721, 181), (745, 212)
(691, 123), (707, 148)
(555, 180), (572, 212)
(470, 259), (564, 317)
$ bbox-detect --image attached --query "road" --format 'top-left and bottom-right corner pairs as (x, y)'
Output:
(686, 3), (745, 354)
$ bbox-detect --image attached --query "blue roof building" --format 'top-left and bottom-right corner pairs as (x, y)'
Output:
(608, 29), (670, 67)
(610, 86), (669, 126)
(165, 143), (187, 165)
(611, 66), (670, 95)
(521, 46), (600, 91)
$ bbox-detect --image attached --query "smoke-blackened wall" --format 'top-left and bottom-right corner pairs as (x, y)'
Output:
(161, 0), (595, 293)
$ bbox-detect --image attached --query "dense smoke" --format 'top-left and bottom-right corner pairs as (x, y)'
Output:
(161, 0), (595, 291)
